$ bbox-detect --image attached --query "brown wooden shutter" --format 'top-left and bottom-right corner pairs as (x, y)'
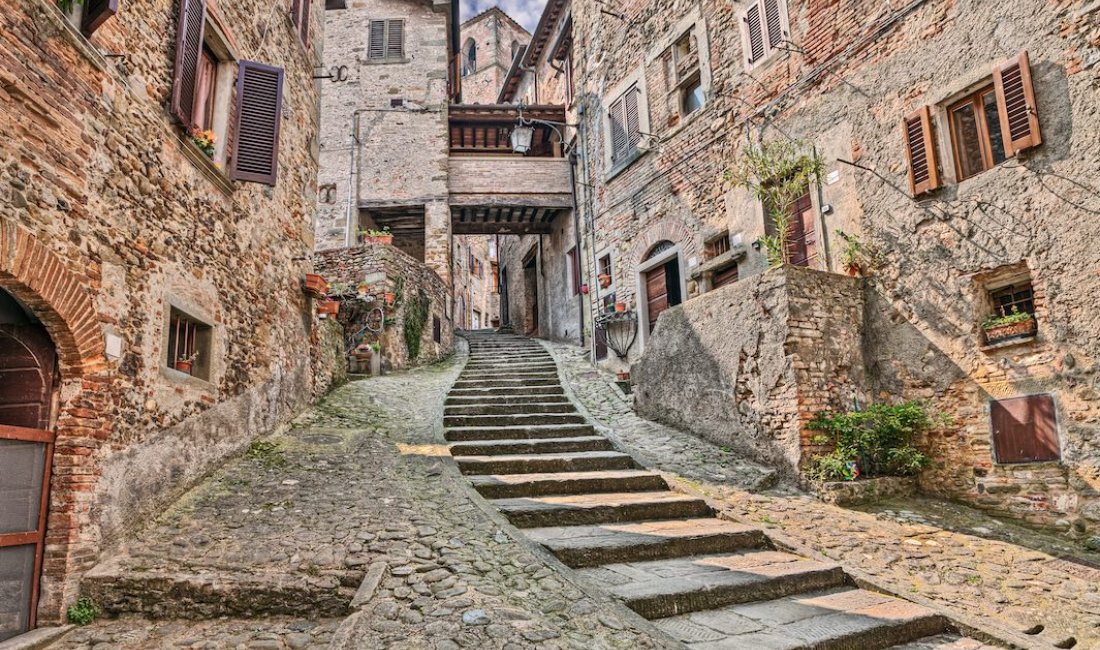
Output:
(298, 0), (312, 46)
(993, 50), (1041, 155)
(902, 106), (940, 196)
(230, 61), (284, 186)
(609, 96), (627, 163)
(763, 0), (784, 49)
(82, 0), (118, 34)
(743, 3), (765, 65)
(625, 87), (642, 149)
(990, 394), (1059, 464)
(369, 20), (386, 59)
(170, 0), (208, 128)
(386, 20), (404, 59)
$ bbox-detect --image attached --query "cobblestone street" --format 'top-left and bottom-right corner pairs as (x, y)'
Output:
(546, 342), (1100, 650)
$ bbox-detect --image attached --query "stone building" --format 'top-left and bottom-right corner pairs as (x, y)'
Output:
(0, 0), (330, 639)
(453, 234), (498, 329)
(536, 0), (1100, 535)
(459, 7), (530, 105)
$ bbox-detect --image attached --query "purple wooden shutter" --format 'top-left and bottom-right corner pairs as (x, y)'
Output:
(82, 0), (118, 34)
(230, 61), (285, 186)
(170, 0), (208, 128)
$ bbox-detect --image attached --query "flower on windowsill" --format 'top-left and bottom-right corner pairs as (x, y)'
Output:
(188, 127), (217, 159)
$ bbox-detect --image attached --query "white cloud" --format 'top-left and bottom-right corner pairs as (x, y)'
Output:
(462, 0), (546, 33)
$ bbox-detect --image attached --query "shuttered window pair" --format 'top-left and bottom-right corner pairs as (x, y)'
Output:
(608, 85), (643, 166)
(368, 20), (406, 61)
(904, 51), (1042, 196)
(740, 0), (788, 69)
(171, 0), (285, 186)
(291, 0), (312, 46)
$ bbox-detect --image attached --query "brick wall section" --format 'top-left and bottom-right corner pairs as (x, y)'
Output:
(315, 243), (454, 369)
(0, 0), (327, 621)
(633, 266), (865, 478)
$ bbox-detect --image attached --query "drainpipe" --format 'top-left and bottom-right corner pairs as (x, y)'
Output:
(345, 109), (370, 247)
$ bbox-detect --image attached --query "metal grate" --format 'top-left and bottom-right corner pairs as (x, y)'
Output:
(0, 545), (35, 642)
(0, 440), (46, 535)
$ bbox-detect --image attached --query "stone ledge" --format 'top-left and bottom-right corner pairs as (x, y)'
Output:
(810, 476), (918, 506)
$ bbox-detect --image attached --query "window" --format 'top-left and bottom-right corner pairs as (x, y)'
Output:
(607, 84), (644, 167)
(567, 247), (581, 296)
(765, 186), (817, 267)
(325, 0), (348, 8)
(598, 253), (612, 278)
(172, 0), (284, 185)
(432, 316), (442, 343)
(167, 307), (213, 381)
(905, 51), (1042, 194)
(990, 283), (1035, 320)
(368, 20), (405, 61)
(680, 75), (705, 116)
(740, 0), (789, 70)
(462, 38), (477, 76)
(705, 232), (731, 259)
(990, 394), (1060, 464)
(666, 29), (704, 120)
(491, 262), (499, 293)
(290, 0), (311, 46)
(60, 0), (118, 36)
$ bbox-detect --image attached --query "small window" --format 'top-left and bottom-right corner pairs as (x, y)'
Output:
(990, 394), (1060, 464)
(60, 0), (118, 36)
(511, 40), (521, 60)
(167, 307), (213, 381)
(291, 0), (312, 46)
(990, 283), (1035, 319)
(433, 316), (442, 343)
(607, 84), (644, 166)
(369, 20), (405, 61)
(948, 87), (1007, 181)
(598, 253), (612, 278)
(741, 0), (789, 70)
(462, 38), (477, 76)
(705, 232), (731, 259)
(491, 262), (500, 293)
(680, 74), (705, 116)
(667, 29), (704, 119)
(567, 247), (581, 296)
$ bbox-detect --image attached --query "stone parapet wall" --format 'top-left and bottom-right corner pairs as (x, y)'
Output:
(315, 244), (454, 369)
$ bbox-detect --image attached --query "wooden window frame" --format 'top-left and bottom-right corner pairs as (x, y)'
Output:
(605, 80), (647, 172)
(166, 307), (214, 381)
(368, 19), (406, 63)
(740, 0), (789, 71)
(947, 85), (1004, 182)
(291, 0), (312, 47)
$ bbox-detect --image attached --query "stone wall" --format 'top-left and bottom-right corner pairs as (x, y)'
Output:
(315, 243), (454, 369)
(460, 7), (529, 104)
(633, 267), (865, 478)
(453, 234), (498, 329)
(0, 0), (325, 621)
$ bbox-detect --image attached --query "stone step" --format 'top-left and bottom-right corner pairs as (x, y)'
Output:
(445, 394), (571, 406)
(444, 402), (578, 416)
(653, 587), (947, 650)
(451, 378), (562, 389)
(444, 423), (597, 442)
(469, 469), (668, 499)
(459, 371), (561, 381)
(525, 518), (769, 568)
(465, 357), (555, 365)
(575, 551), (846, 619)
(456, 450), (636, 475)
(444, 413), (585, 428)
(890, 635), (1002, 649)
(448, 386), (565, 397)
(448, 435), (614, 456)
(493, 491), (712, 528)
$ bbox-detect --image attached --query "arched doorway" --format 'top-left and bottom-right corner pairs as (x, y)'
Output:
(639, 240), (683, 336)
(0, 289), (58, 642)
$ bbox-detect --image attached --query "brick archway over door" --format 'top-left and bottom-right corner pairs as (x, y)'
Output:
(0, 218), (108, 624)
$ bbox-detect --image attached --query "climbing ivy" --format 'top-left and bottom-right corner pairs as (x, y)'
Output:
(403, 288), (430, 361)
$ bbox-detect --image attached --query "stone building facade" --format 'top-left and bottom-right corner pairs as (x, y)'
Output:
(514, 0), (1100, 536)
(452, 234), (498, 329)
(459, 7), (530, 105)
(0, 0), (329, 638)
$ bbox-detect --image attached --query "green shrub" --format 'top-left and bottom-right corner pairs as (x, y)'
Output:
(806, 401), (941, 481)
(67, 597), (98, 626)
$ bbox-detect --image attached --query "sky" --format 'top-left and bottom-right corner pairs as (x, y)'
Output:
(460, 0), (547, 33)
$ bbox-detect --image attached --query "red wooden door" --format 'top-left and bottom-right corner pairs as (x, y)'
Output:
(787, 192), (817, 267)
(0, 324), (57, 642)
(645, 265), (669, 333)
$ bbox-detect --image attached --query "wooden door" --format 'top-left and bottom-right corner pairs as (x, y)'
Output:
(645, 265), (669, 333)
(991, 394), (1060, 464)
(0, 324), (57, 642)
(786, 191), (817, 267)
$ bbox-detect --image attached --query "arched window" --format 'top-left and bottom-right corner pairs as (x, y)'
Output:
(463, 39), (477, 76)
(644, 240), (676, 261)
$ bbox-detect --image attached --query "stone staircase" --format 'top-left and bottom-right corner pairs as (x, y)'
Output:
(447, 333), (1001, 650)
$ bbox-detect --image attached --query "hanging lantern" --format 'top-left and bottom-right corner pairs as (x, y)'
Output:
(511, 123), (534, 154)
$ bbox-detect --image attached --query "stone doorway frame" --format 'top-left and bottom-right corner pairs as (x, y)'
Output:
(635, 243), (688, 353)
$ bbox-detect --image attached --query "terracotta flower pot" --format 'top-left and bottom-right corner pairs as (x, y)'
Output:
(984, 318), (1036, 344)
(303, 273), (328, 298)
(318, 301), (340, 316)
(174, 360), (193, 374)
(614, 302), (627, 312)
(384, 292), (396, 305)
(376, 235), (394, 245)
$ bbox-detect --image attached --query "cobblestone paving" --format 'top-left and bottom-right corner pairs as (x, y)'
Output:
(53, 343), (669, 650)
(545, 341), (1100, 650)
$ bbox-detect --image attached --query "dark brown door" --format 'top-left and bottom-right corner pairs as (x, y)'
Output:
(990, 394), (1060, 464)
(787, 191), (817, 267)
(0, 324), (57, 642)
(645, 265), (669, 334)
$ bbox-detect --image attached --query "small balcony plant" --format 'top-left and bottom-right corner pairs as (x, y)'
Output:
(174, 351), (199, 375)
(358, 227), (394, 246)
(982, 308), (1036, 345)
(188, 127), (217, 159)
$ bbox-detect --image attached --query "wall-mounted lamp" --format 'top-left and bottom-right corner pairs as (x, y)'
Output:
(511, 124), (534, 154)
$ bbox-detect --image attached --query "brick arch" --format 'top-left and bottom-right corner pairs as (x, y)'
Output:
(627, 216), (699, 267)
(0, 219), (104, 375)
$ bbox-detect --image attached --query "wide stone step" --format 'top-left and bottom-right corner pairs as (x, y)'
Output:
(444, 423), (597, 442)
(444, 413), (585, 428)
(525, 518), (768, 568)
(465, 358), (555, 366)
(576, 551), (846, 619)
(444, 402), (578, 416)
(449, 386), (565, 397)
(653, 587), (947, 650)
(446, 394), (571, 406)
(459, 371), (560, 381)
(448, 435), (614, 456)
(494, 491), (712, 528)
(890, 635), (1001, 649)
(451, 378), (562, 389)
(469, 469), (668, 498)
(456, 451), (635, 475)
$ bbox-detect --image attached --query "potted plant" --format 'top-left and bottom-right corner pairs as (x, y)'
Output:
(836, 230), (864, 277)
(303, 273), (328, 298)
(188, 127), (217, 159)
(356, 282), (370, 296)
(598, 273), (612, 289)
(353, 343), (373, 361)
(174, 351), (199, 375)
(318, 300), (340, 316)
(375, 227), (393, 245)
(982, 308), (1036, 344)
(614, 302), (627, 313)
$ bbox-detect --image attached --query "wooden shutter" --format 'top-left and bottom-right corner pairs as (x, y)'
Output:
(993, 51), (1041, 155)
(170, 0), (208, 128)
(82, 0), (118, 34)
(297, 0), (312, 46)
(902, 106), (940, 196)
(743, 3), (766, 65)
(386, 20), (404, 59)
(990, 394), (1059, 464)
(625, 87), (642, 149)
(230, 61), (284, 186)
(609, 96), (627, 163)
(368, 20), (386, 59)
(763, 0), (784, 49)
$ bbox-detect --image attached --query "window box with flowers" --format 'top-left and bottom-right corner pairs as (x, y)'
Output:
(982, 310), (1036, 345)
